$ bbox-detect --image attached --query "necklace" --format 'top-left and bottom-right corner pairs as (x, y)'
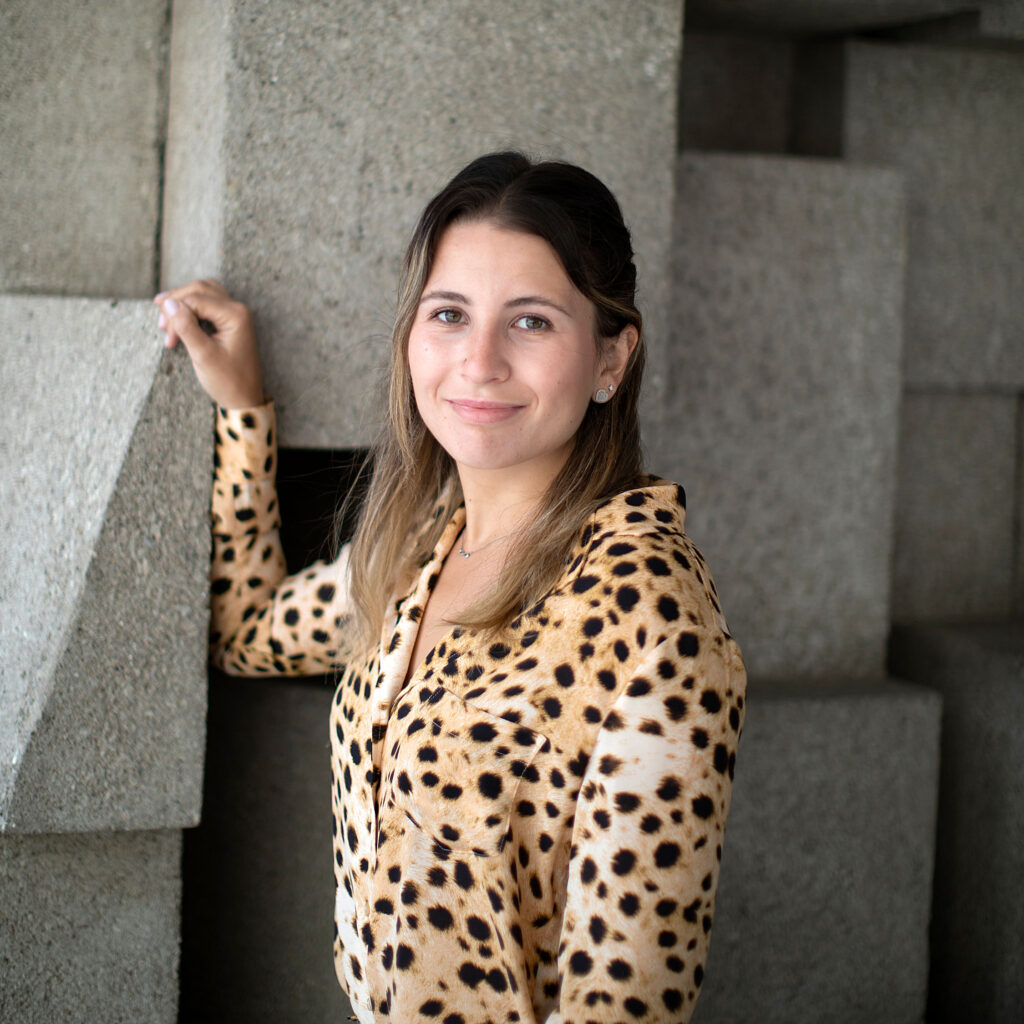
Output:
(457, 526), (520, 558)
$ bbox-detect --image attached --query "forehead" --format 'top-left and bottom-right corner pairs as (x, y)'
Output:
(426, 220), (577, 296)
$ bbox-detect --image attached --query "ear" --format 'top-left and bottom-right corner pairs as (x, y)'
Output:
(598, 324), (639, 389)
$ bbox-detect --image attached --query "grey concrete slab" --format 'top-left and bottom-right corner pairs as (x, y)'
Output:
(180, 674), (352, 1023)
(699, 678), (942, 1024)
(679, 32), (793, 153)
(890, 623), (1024, 1024)
(0, 828), (182, 1024)
(891, 391), (1017, 623)
(0, 0), (166, 297)
(685, 0), (976, 34)
(661, 154), (905, 683)
(161, 0), (682, 448)
(0, 298), (211, 833)
(794, 41), (1024, 389)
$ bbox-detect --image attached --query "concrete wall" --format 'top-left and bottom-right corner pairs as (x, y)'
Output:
(163, 0), (683, 449)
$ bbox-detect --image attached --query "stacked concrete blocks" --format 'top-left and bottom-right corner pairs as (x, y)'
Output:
(0, 298), (211, 1023)
(0, 0), (168, 298)
(663, 153), (905, 683)
(792, 40), (1024, 625)
(162, 0), (683, 448)
(890, 624), (1024, 1023)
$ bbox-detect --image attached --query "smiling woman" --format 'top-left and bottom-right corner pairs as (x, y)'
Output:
(156, 151), (746, 1024)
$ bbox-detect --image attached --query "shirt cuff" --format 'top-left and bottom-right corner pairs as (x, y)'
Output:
(214, 400), (277, 482)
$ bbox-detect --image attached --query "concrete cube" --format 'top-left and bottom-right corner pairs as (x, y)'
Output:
(891, 392), (1017, 623)
(162, 0), (683, 447)
(661, 153), (905, 682)
(0, 298), (211, 833)
(793, 41), (1024, 389)
(699, 678), (942, 1024)
(0, 0), (166, 297)
(678, 32), (794, 154)
(180, 673), (352, 1022)
(890, 623), (1024, 1024)
(0, 829), (182, 1024)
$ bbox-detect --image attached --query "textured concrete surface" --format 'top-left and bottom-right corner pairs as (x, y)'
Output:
(891, 392), (1017, 623)
(679, 32), (793, 153)
(0, 298), (210, 833)
(0, 0), (166, 297)
(890, 623), (1024, 1024)
(686, 0), (977, 33)
(794, 41), (1024, 389)
(662, 154), (905, 682)
(700, 678), (942, 1024)
(180, 673), (352, 1023)
(0, 828), (182, 1023)
(162, 0), (682, 448)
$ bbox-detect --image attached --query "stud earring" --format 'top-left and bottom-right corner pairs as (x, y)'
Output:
(594, 384), (615, 404)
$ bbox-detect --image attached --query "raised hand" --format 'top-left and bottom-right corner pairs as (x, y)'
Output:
(155, 279), (264, 409)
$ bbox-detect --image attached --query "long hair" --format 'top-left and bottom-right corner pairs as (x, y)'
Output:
(343, 151), (646, 649)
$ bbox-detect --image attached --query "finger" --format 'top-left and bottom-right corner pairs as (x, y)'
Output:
(161, 297), (213, 356)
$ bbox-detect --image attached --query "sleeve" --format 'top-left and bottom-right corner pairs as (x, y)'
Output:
(209, 401), (354, 676)
(555, 626), (746, 1024)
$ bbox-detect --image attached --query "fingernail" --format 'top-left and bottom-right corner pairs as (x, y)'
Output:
(163, 297), (179, 315)
(158, 313), (166, 329)
(154, 291), (167, 302)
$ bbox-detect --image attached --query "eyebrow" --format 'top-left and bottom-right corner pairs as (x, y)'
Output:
(419, 290), (571, 318)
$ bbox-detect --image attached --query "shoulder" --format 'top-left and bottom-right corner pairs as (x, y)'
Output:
(572, 477), (730, 638)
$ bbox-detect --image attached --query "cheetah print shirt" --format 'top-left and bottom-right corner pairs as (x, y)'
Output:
(211, 403), (746, 1024)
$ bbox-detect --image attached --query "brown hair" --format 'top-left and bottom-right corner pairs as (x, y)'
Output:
(343, 151), (646, 649)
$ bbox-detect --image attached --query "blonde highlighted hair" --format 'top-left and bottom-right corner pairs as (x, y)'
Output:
(342, 151), (646, 650)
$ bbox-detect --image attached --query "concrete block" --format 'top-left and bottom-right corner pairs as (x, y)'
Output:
(679, 32), (793, 153)
(699, 678), (942, 1024)
(661, 154), (905, 682)
(685, 0), (974, 34)
(1018, 396), (1024, 617)
(0, 0), (166, 297)
(794, 41), (1024, 389)
(0, 298), (211, 833)
(891, 392), (1017, 623)
(890, 623), (1024, 1023)
(162, 0), (682, 448)
(180, 674), (352, 1023)
(0, 828), (182, 1024)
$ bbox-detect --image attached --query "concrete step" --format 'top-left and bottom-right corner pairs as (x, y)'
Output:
(0, 297), (210, 834)
(701, 678), (942, 1024)
(890, 622), (1024, 1023)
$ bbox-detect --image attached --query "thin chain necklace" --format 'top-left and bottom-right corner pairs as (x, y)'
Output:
(457, 525), (521, 558)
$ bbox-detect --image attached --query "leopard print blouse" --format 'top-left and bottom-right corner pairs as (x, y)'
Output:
(210, 402), (746, 1024)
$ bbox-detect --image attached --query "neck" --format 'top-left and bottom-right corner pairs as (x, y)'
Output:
(456, 458), (562, 549)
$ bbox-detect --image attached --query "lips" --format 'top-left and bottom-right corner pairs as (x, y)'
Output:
(446, 399), (525, 424)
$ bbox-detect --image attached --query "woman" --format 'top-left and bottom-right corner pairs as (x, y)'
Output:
(158, 152), (745, 1023)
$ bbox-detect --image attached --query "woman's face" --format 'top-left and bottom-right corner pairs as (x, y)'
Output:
(407, 219), (615, 490)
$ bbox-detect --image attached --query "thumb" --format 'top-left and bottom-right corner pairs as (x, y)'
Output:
(161, 296), (211, 354)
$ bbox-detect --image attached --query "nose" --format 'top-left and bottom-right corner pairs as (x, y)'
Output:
(460, 320), (509, 384)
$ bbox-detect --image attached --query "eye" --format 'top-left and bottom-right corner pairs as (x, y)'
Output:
(433, 308), (464, 325)
(512, 314), (550, 331)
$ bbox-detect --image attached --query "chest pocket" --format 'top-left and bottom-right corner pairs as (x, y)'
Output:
(382, 683), (549, 857)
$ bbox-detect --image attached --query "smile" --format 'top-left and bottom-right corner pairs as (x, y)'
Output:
(445, 399), (525, 424)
